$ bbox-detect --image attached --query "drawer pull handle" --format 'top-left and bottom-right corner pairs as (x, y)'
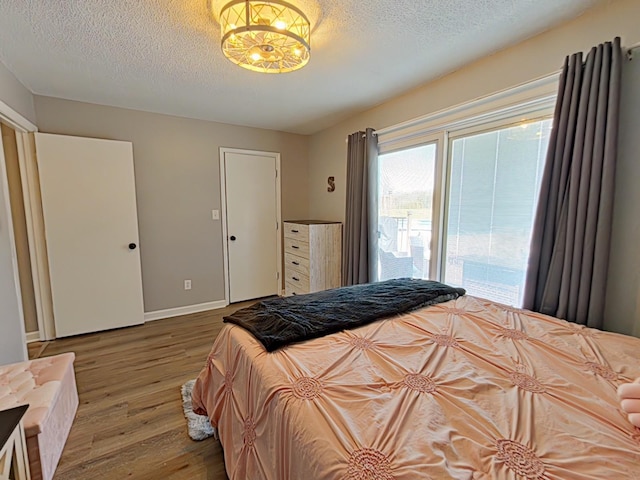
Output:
(292, 261), (300, 266)
(292, 277), (300, 282)
(291, 229), (299, 233)
(292, 245), (299, 249)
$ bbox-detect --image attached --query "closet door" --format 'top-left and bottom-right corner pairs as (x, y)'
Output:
(222, 149), (280, 303)
(35, 133), (144, 337)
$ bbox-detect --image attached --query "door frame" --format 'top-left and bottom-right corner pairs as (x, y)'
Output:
(0, 101), (55, 342)
(219, 147), (282, 304)
(0, 99), (39, 352)
(0, 127), (28, 360)
(16, 133), (55, 340)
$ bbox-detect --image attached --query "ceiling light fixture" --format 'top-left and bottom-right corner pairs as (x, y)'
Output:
(220, 0), (311, 73)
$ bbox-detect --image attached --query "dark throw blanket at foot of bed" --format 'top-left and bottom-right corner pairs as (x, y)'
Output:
(224, 278), (465, 352)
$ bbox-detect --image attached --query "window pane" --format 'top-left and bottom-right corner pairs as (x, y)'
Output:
(444, 119), (552, 306)
(378, 144), (436, 281)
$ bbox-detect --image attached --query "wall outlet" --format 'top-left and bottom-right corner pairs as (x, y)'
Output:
(212, 209), (220, 220)
(184, 279), (192, 290)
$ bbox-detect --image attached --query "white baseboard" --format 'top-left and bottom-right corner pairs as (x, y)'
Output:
(144, 300), (228, 322)
(26, 331), (41, 343)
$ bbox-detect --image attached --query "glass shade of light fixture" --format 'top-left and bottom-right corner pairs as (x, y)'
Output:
(220, 0), (311, 73)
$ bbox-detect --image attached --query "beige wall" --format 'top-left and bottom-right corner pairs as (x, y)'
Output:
(0, 60), (36, 125)
(1, 123), (38, 333)
(308, 0), (640, 222)
(35, 96), (309, 313)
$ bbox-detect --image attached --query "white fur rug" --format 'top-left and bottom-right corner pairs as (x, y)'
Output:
(181, 379), (216, 441)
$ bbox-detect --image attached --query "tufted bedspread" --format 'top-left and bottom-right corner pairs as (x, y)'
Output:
(192, 295), (640, 479)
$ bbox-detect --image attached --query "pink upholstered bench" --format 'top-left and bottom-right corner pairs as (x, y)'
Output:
(0, 352), (78, 480)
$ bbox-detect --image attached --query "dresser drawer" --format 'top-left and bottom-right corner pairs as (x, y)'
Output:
(284, 252), (310, 276)
(285, 269), (310, 290)
(284, 237), (310, 258)
(283, 222), (309, 242)
(285, 281), (309, 296)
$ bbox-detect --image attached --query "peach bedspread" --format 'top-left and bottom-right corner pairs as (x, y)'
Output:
(192, 295), (640, 479)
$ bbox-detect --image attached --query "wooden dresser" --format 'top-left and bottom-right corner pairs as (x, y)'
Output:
(283, 221), (342, 296)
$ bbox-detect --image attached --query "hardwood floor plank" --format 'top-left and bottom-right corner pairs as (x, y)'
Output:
(28, 304), (254, 479)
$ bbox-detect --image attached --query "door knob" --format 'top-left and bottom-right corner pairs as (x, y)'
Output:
(230, 236), (236, 241)
(128, 243), (137, 250)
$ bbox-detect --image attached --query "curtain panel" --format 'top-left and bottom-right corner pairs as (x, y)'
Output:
(342, 128), (378, 286)
(523, 37), (622, 328)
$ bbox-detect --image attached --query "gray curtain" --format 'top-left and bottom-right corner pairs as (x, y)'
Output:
(523, 37), (622, 328)
(342, 128), (378, 286)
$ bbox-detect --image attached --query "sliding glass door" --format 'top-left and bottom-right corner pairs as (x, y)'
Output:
(374, 116), (552, 306)
(443, 119), (552, 306)
(377, 142), (438, 281)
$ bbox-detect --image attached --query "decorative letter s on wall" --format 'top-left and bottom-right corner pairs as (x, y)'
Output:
(327, 176), (335, 192)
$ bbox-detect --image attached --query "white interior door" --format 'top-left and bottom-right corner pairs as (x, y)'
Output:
(35, 133), (144, 337)
(223, 150), (280, 303)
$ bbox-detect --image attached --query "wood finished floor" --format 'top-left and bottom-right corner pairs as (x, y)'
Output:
(27, 303), (254, 480)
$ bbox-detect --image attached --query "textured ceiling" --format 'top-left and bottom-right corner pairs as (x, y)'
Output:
(0, 0), (601, 135)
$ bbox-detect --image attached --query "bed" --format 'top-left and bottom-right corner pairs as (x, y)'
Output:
(192, 288), (640, 479)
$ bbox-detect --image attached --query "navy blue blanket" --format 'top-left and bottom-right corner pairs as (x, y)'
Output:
(223, 278), (465, 352)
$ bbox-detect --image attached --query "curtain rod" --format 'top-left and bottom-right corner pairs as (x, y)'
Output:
(344, 131), (378, 143)
(627, 41), (640, 61)
(344, 42), (637, 144)
(627, 41), (640, 51)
